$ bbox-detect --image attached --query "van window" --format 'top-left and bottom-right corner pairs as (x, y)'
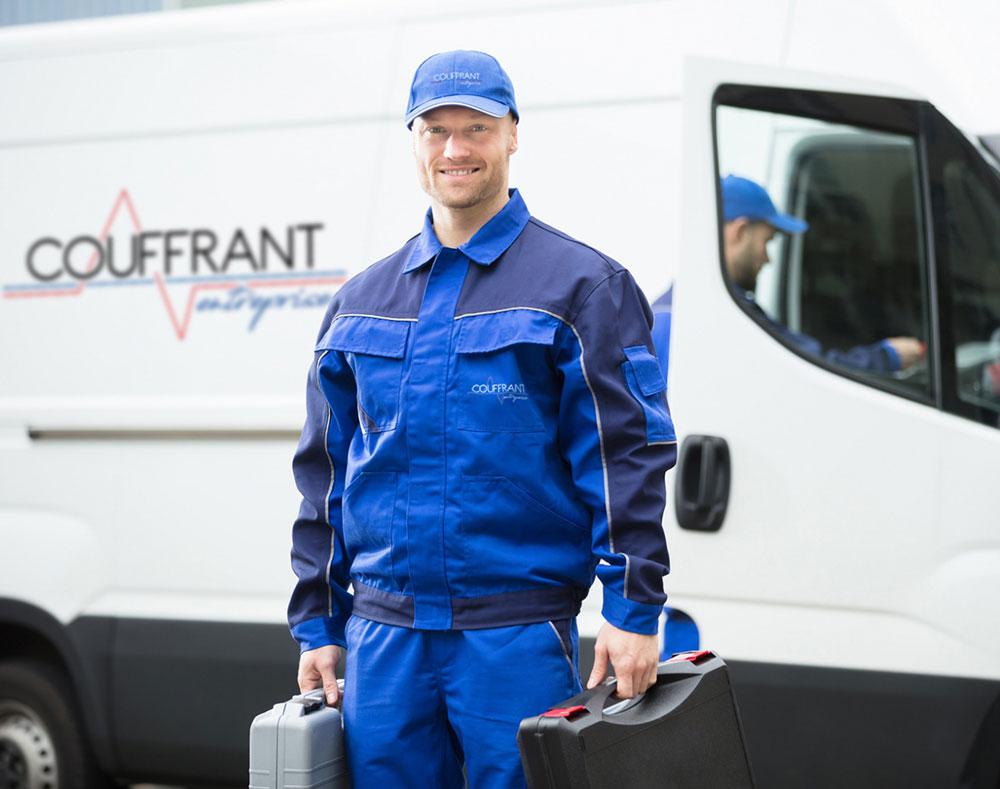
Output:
(714, 105), (932, 401)
(939, 148), (1000, 426)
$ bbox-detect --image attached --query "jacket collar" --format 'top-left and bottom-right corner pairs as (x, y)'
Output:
(402, 188), (530, 273)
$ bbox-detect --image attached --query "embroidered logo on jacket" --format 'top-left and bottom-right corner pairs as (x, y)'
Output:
(470, 377), (528, 404)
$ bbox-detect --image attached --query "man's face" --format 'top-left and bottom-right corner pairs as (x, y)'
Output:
(724, 219), (776, 292)
(412, 106), (518, 211)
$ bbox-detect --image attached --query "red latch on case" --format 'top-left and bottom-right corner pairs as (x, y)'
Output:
(541, 705), (588, 719)
(667, 649), (714, 664)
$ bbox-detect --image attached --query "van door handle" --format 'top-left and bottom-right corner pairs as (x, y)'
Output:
(675, 435), (731, 532)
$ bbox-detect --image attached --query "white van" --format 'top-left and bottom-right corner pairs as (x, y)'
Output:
(1, 1), (997, 786)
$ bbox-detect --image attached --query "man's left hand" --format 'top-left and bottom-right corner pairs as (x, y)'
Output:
(886, 336), (926, 370)
(586, 622), (659, 699)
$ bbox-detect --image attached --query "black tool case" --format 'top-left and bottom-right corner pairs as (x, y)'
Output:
(517, 650), (755, 788)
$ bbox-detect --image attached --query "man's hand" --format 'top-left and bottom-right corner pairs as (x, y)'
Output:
(886, 337), (926, 370)
(586, 622), (659, 699)
(297, 644), (343, 707)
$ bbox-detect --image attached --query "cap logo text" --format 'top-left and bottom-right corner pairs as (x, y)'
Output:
(432, 71), (480, 83)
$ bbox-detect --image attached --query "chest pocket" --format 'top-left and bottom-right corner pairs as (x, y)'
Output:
(453, 311), (560, 433)
(318, 315), (411, 434)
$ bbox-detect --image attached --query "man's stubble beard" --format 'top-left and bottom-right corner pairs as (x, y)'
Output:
(423, 162), (509, 211)
(730, 245), (759, 292)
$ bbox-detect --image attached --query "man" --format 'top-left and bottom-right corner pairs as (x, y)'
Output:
(287, 51), (676, 787)
(651, 174), (924, 384)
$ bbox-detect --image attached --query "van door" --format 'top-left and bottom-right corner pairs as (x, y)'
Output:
(666, 59), (1000, 788)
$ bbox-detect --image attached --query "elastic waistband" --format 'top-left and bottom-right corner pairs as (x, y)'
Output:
(351, 581), (583, 630)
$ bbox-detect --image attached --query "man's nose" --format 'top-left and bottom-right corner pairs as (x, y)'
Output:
(443, 133), (469, 159)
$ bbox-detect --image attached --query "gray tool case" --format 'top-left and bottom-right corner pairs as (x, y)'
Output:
(249, 682), (349, 788)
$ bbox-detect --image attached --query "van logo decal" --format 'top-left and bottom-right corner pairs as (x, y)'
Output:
(2, 189), (347, 341)
(470, 378), (528, 404)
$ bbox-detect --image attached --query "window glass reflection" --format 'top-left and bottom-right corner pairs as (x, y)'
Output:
(941, 155), (1000, 424)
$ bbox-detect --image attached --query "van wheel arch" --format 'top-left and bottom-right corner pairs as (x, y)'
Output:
(0, 659), (117, 788)
(0, 599), (117, 778)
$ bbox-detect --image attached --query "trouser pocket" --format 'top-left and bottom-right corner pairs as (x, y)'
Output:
(546, 618), (582, 692)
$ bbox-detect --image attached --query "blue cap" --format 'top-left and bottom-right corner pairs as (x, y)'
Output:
(721, 174), (808, 233)
(405, 50), (518, 128)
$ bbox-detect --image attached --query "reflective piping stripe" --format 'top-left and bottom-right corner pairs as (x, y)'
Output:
(624, 554), (630, 600)
(316, 350), (337, 618)
(332, 313), (418, 322)
(323, 404), (336, 617)
(648, 439), (678, 445)
(547, 620), (576, 677)
(453, 307), (568, 322)
(314, 350), (329, 393)
(454, 307), (619, 559)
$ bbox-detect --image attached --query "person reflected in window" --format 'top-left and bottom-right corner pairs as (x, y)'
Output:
(652, 175), (925, 384)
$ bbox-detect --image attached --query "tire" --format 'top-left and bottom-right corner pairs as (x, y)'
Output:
(0, 659), (113, 789)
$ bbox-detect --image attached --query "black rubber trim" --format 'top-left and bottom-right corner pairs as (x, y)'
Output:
(725, 658), (999, 789)
(109, 617), (299, 785)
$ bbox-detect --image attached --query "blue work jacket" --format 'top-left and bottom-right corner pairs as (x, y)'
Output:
(289, 190), (677, 651)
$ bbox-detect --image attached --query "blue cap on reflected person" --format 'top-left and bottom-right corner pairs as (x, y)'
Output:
(405, 50), (519, 129)
(721, 174), (808, 233)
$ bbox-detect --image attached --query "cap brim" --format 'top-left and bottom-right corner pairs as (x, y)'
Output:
(768, 213), (809, 234)
(405, 94), (510, 126)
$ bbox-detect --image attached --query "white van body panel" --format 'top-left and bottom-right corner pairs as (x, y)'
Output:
(0, 510), (106, 623)
(0, 1), (793, 638)
(2, 2), (999, 783)
(1, 0), (996, 652)
(669, 55), (1000, 682)
(1, 11), (999, 785)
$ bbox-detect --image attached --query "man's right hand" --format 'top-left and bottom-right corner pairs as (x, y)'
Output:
(297, 644), (342, 707)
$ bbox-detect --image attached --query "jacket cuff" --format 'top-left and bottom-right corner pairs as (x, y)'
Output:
(290, 615), (348, 652)
(878, 339), (901, 372)
(601, 586), (663, 635)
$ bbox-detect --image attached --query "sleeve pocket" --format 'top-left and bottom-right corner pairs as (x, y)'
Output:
(621, 345), (675, 444)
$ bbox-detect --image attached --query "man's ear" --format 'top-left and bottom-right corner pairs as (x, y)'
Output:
(726, 217), (749, 243)
(508, 118), (519, 155)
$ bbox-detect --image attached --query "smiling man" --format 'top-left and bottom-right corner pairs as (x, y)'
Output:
(287, 50), (677, 788)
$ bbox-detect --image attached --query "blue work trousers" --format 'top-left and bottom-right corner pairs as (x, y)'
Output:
(342, 615), (583, 788)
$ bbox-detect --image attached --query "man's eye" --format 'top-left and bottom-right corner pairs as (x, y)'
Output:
(470, 125), (487, 132)
(427, 127), (446, 135)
